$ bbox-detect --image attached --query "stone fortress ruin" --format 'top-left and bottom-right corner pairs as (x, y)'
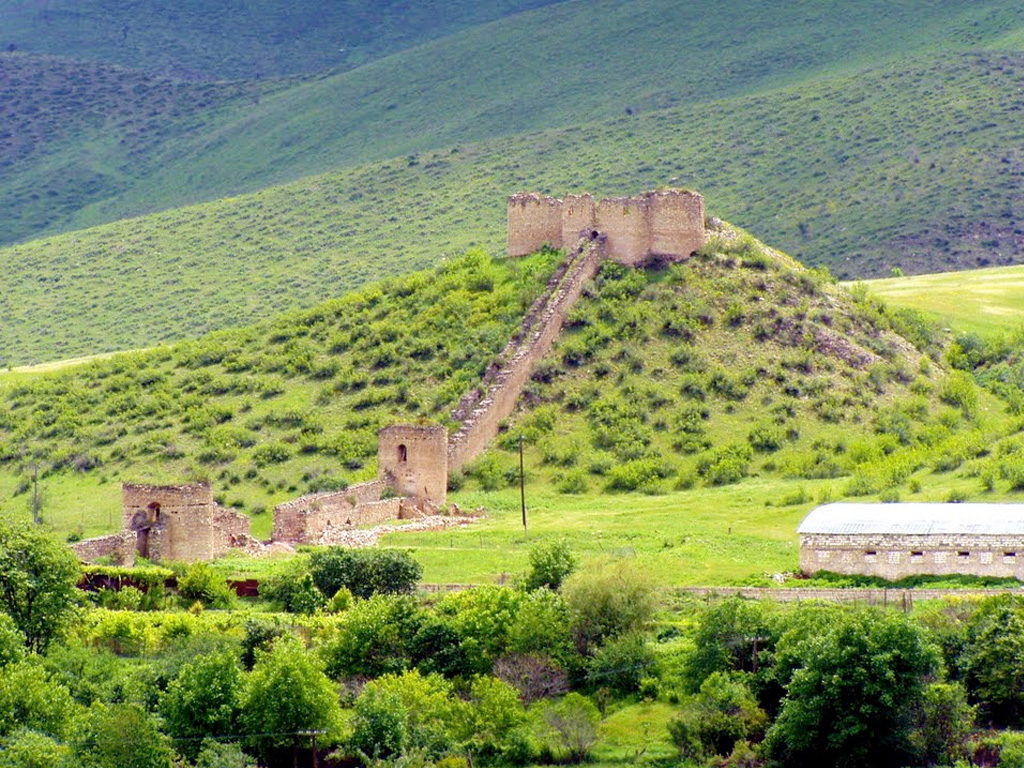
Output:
(72, 189), (707, 564)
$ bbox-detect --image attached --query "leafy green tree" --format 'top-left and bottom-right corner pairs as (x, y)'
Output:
(240, 637), (341, 763)
(961, 595), (1024, 726)
(585, 633), (654, 695)
(0, 520), (80, 651)
(690, 672), (767, 758)
(260, 561), (325, 614)
(409, 618), (473, 678)
(437, 586), (523, 672)
(456, 676), (533, 764)
(310, 548), (422, 600)
(911, 682), (974, 767)
(560, 560), (655, 654)
(73, 703), (174, 768)
(508, 587), (572, 663)
(523, 540), (576, 591)
(320, 594), (422, 679)
(350, 671), (456, 762)
(683, 597), (773, 692)
(0, 662), (77, 740)
(765, 610), (939, 768)
(161, 650), (243, 758)
(0, 728), (73, 768)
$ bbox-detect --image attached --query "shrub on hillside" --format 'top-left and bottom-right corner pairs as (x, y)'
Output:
(177, 563), (234, 609)
(523, 541), (577, 591)
(309, 548), (422, 600)
(696, 444), (753, 486)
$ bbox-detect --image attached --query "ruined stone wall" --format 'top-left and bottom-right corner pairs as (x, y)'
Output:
(378, 425), (447, 505)
(448, 235), (606, 471)
(595, 196), (651, 265)
(271, 480), (385, 544)
(801, 533), (1024, 580)
(71, 531), (136, 566)
(647, 189), (706, 258)
(507, 193), (563, 257)
(122, 482), (216, 562)
(561, 194), (597, 246)
(211, 506), (257, 555)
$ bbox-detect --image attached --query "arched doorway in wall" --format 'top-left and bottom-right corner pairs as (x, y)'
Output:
(398, 444), (408, 463)
(133, 502), (161, 559)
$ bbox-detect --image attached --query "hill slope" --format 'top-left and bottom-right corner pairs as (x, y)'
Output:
(1, 233), (1016, 552)
(7, 0), (1024, 248)
(0, 0), (560, 79)
(6, 51), (1024, 365)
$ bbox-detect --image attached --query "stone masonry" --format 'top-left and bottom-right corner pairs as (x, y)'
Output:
(448, 234), (606, 471)
(508, 189), (706, 264)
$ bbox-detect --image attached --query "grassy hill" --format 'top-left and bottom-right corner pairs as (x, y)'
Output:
(864, 265), (1024, 337)
(3, 233), (1022, 585)
(6, 0), (1024, 251)
(7, 51), (1024, 365)
(0, 0), (559, 79)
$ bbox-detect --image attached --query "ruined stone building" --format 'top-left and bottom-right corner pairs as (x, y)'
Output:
(72, 482), (257, 565)
(507, 188), (706, 264)
(799, 503), (1024, 580)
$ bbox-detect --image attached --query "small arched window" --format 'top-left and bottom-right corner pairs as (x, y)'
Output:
(398, 444), (408, 463)
(146, 502), (161, 524)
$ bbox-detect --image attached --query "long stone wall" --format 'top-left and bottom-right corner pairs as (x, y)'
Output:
(801, 532), (1024, 580)
(447, 235), (606, 471)
(271, 479), (388, 544)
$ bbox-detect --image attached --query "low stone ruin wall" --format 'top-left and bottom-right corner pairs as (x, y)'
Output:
(71, 531), (137, 566)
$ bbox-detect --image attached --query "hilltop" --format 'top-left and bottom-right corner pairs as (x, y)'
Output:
(6, 51), (1024, 365)
(3, 229), (1020, 585)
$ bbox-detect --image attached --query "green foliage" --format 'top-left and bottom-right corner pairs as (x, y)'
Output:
(73, 703), (174, 768)
(961, 596), (1024, 726)
(437, 587), (523, 671)
(310, 548), (423, 600)
(0, 728), (73, 768)
(561, 560), (656, 654)
(0, 614), (26, 668)
(160, 651), (243, 758)
(260, 561), (326, 615)
(177, 562), (234, 609)
(350, 671), (456, 761)
(0, 520), (79, 651)
(0, 662), (77, 740)
(940, 372), (980, 419)
(193, 741), (257, 768)
(586, 633), (655, 695)
(522, 540), (576, 591)
(321, 594), (423, 679)
(765, 610), (940, 768)
(670, 672), (768, 759)
(912, 682), (974, 767)
(240, 637), (342, 759)
(683, 598), (772, 691)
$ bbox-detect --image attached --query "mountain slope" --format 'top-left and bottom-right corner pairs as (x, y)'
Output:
(5, 51), (1024, 365)
(0, 0), (561, 79)
(7, 0), (1024, 248)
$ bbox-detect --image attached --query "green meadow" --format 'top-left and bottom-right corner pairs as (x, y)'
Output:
(864, 265), (1024, 337)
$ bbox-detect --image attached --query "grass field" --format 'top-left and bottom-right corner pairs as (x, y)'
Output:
(863, 265), (1024, 337)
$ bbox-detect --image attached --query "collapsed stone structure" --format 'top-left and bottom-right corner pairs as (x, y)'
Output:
(72, 190), (707, 564)
(507, 188), (706, 264)
(799, 503), (1024, 580)
(72, 482), (258, 566)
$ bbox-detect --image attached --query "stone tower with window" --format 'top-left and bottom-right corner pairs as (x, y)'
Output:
(377, 424), (448, 506)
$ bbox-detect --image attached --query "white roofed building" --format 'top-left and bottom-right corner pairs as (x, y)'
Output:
(797, 503), (1024, 579)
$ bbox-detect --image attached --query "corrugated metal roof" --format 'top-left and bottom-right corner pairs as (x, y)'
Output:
(797, 503), (1024, 536)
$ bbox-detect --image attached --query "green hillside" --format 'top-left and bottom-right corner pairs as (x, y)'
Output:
(0, 0), (559, 79)
(864, 265), (1024, 337)
(7, 51), (1024, 366)
(7, 0), (1024, 250)
(3, 233), (1020, 582)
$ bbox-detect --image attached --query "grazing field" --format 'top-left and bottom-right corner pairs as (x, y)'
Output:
(863, 264), (1024, 337)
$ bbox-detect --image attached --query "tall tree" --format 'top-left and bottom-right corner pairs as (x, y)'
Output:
(0, 521), (79, 651)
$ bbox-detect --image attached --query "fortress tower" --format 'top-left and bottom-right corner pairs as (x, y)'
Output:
(507, 188), (706, 264)
(377, 424), (448, 506)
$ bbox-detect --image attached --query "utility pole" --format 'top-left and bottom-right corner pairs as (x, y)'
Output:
(519, 434), (527, 537)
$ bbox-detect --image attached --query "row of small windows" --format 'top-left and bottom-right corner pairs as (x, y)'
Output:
(864, 550), (1017, 558)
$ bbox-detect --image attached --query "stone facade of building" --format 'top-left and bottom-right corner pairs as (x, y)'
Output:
(507, 188), (706, 264)
(378, 424), (448, 504)
(798, 503), (1024, 580)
